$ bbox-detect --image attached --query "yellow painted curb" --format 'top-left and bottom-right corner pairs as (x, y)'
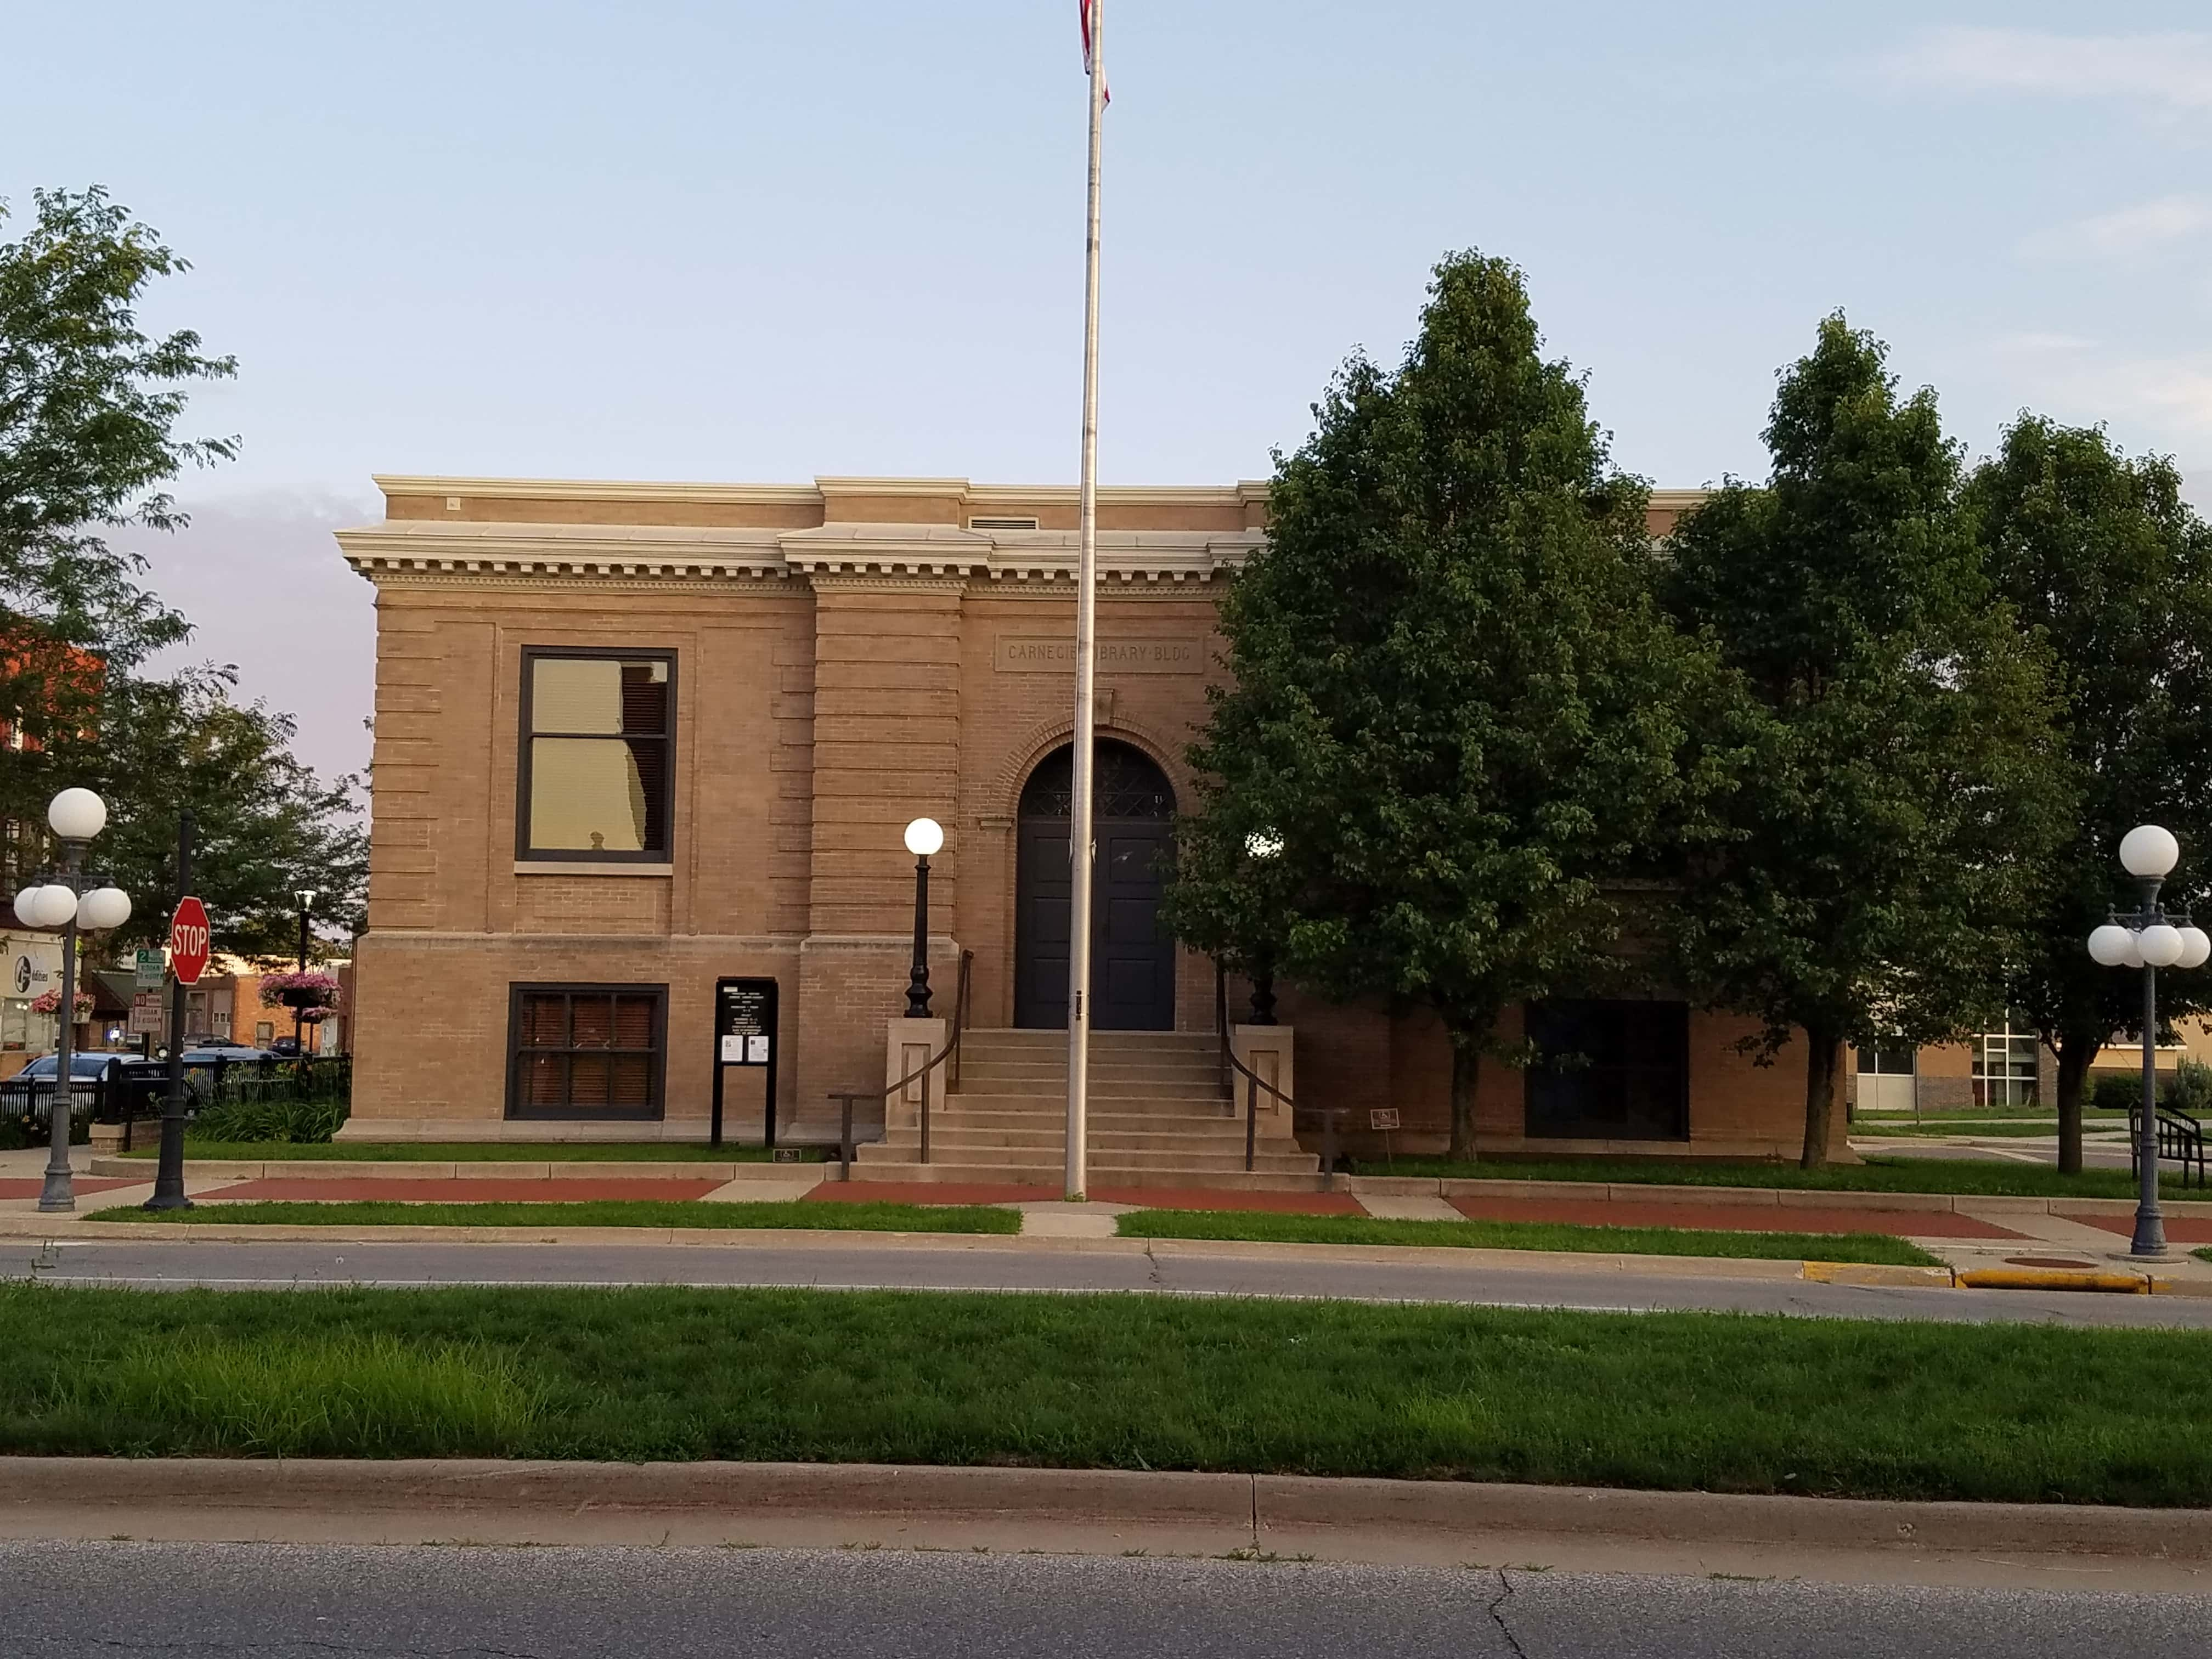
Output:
(1955, 1268), (2150, 1294)
(1800, 1261), (1955, 1289)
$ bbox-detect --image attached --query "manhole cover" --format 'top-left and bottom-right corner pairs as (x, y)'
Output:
(2005, 1256), (2097, 1269)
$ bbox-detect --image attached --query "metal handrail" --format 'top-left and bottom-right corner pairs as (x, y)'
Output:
(826, 949), (975, 1181)
(1212, 961), (1319, 1186)
(2131, 1101), (2209, 1190)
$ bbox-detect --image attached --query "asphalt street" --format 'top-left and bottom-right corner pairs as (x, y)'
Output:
(5, 1540), (2204, 1658)
(7, 1236), (2212, 1326)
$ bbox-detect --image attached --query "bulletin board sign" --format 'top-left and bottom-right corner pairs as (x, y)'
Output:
(712, 977), (780, 1149)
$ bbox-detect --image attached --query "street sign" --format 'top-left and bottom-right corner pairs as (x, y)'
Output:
(712, 977), (780, 1150)
(1369, 1108), (1401, 1131)
(169, 898), (211, 985)
(128, 990), (163, 1036)
(133, 947), (165, 990)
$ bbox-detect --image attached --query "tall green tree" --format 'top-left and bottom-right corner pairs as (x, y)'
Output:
(0, 185), (235, 680)
(1663, 317), (2069, 1167)
(1967, 418), (2212, 1171)
(0, 185), (365, 955)
(1164, 251), (1737, 1159)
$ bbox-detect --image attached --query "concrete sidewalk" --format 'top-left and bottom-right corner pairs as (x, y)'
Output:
(4, 1457), (2208, 1593)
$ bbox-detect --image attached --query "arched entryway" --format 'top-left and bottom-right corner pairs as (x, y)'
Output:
(1013, 739), (1176, 1030)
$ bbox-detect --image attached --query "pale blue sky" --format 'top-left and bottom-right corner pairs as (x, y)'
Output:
(5, 3), (2210, 775)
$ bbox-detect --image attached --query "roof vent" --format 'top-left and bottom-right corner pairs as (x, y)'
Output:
(969, 516), (1040, 531)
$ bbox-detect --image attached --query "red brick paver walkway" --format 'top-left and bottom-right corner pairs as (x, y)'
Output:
(0, 1177), (145, 1198)
(1446, 1195), (2027, 1239)
(196, 1177), (725, 1203)
(2069, 1212), (2212, 1244)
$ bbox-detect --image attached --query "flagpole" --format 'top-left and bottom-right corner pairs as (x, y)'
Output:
(1066, 0), (1105, 1201)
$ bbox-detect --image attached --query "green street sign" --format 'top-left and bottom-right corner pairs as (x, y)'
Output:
(133, 947), (165, 990)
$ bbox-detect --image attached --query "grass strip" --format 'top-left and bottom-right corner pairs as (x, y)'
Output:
(121, 1141), (821, 1163)
(5, 1283), (2211, 1505)
(1114, 1207), (1943, 1266)
(1350, 1154), (2182, 1200)
(84, 1200), (1017, 1234)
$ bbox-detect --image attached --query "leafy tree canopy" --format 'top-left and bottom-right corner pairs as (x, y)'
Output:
(1967, 417), (2212, 1169)
(1663, 316), (2071, 1165)
(0, 187), (363, 962)
(1164, 251), (1739, 1159)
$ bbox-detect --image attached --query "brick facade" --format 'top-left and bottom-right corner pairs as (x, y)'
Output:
(337, 475), (1843, 1159)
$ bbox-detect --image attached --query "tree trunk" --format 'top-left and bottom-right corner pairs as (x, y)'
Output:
(1447, 1039), (1481, 1164)
(1800, 1023), (1844, 1170)
(2053, 1032), (2100, 1178)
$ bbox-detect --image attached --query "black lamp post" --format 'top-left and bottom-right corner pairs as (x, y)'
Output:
(2086, 824), (2211, 1260)
(1244, 830), (1283, 1025)
(903, 817), (944, 1018)
(294, 888), (317, 1054)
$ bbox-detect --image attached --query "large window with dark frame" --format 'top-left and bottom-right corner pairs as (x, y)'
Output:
(518, 650), (674, 861)
(507, 985), (667, 1120)
(1523, 998), (1691, 1142)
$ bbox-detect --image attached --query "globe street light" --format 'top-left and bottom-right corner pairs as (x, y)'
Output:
(31, 787), (129, 1214)
(902, 818), (944, 1019)
(1243, 830), (1284, 1025)
(294, 888), (318, 1055)
(2086, 823), (2210, 1259)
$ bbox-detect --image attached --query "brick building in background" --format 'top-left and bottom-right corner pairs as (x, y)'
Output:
(332, 473), (1855, 1166)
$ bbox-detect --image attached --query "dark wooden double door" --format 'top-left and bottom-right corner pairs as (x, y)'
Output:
(1013, 741), (1176, 1031)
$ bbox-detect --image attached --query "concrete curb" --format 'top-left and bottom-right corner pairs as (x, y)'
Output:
(4, 1458), (2209, 1564)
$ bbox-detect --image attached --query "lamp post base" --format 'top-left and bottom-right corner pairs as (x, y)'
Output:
(35, 1176), (74, 1214)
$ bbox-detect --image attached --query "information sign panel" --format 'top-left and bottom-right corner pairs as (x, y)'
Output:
(712, 977), (780, 1150)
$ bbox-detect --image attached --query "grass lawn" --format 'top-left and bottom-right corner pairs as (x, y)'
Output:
(84, 1200), (1016, 1234)
(4, 1283), (2211, 1505)
(119, 1141), (825, 1164)
(1114, 1208), (1943, 1267)
(1349, 1154), (2180, 1201)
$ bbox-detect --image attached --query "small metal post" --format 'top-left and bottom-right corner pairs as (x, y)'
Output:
(840, 1093), (855, 1182)
(1321, 1103), (1337, 1194)
(2134, 876), (2170, 1257)
(905, 855), (933, 1018)
(1244, 1069), (1257, 1173)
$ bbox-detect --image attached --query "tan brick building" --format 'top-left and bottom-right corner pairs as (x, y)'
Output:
(336, 474), (1836, 1165)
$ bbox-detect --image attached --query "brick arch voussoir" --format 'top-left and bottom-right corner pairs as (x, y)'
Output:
(985, 715), (1196, 823)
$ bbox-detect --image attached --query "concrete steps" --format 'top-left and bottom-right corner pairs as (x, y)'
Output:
(849, 1028), (1320, 1190)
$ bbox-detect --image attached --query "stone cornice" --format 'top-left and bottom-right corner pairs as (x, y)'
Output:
(340, 517), (1266, 590)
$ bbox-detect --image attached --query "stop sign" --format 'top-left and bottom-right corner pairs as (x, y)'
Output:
(169, 896), (211, 985)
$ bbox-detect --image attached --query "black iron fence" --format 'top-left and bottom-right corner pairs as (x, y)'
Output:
(0, 1053), (353, 1138)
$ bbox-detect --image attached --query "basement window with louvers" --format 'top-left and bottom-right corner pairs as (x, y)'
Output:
(968, 516), (1041, 531)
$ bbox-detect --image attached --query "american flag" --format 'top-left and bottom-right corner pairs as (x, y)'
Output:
(1077, 0), (1109, 101)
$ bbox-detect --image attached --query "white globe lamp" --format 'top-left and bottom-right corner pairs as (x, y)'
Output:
(2088, 924), (2136, 967)
(2181, 927), (2212, 970)
(1245, 830), (1284, 860)
(78, 887), (131, 932)
(2140, 922), (2186, 968)
(903, 817), (944, 857)
(2121, 929), (2146, 969)
(2120, 825), (2180, 879)
(12, 887), (46, 929)
(46, 788), (106, 843)
(30, 885), (76, 929)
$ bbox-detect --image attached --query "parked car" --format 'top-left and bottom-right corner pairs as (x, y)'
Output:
(0, 1052), (170, 1124)
(181, 1045), (283, 1065)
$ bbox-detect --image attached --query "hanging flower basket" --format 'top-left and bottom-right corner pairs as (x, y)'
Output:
(30, 989), (93, 1018)
(259, 970), (341, 1013)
